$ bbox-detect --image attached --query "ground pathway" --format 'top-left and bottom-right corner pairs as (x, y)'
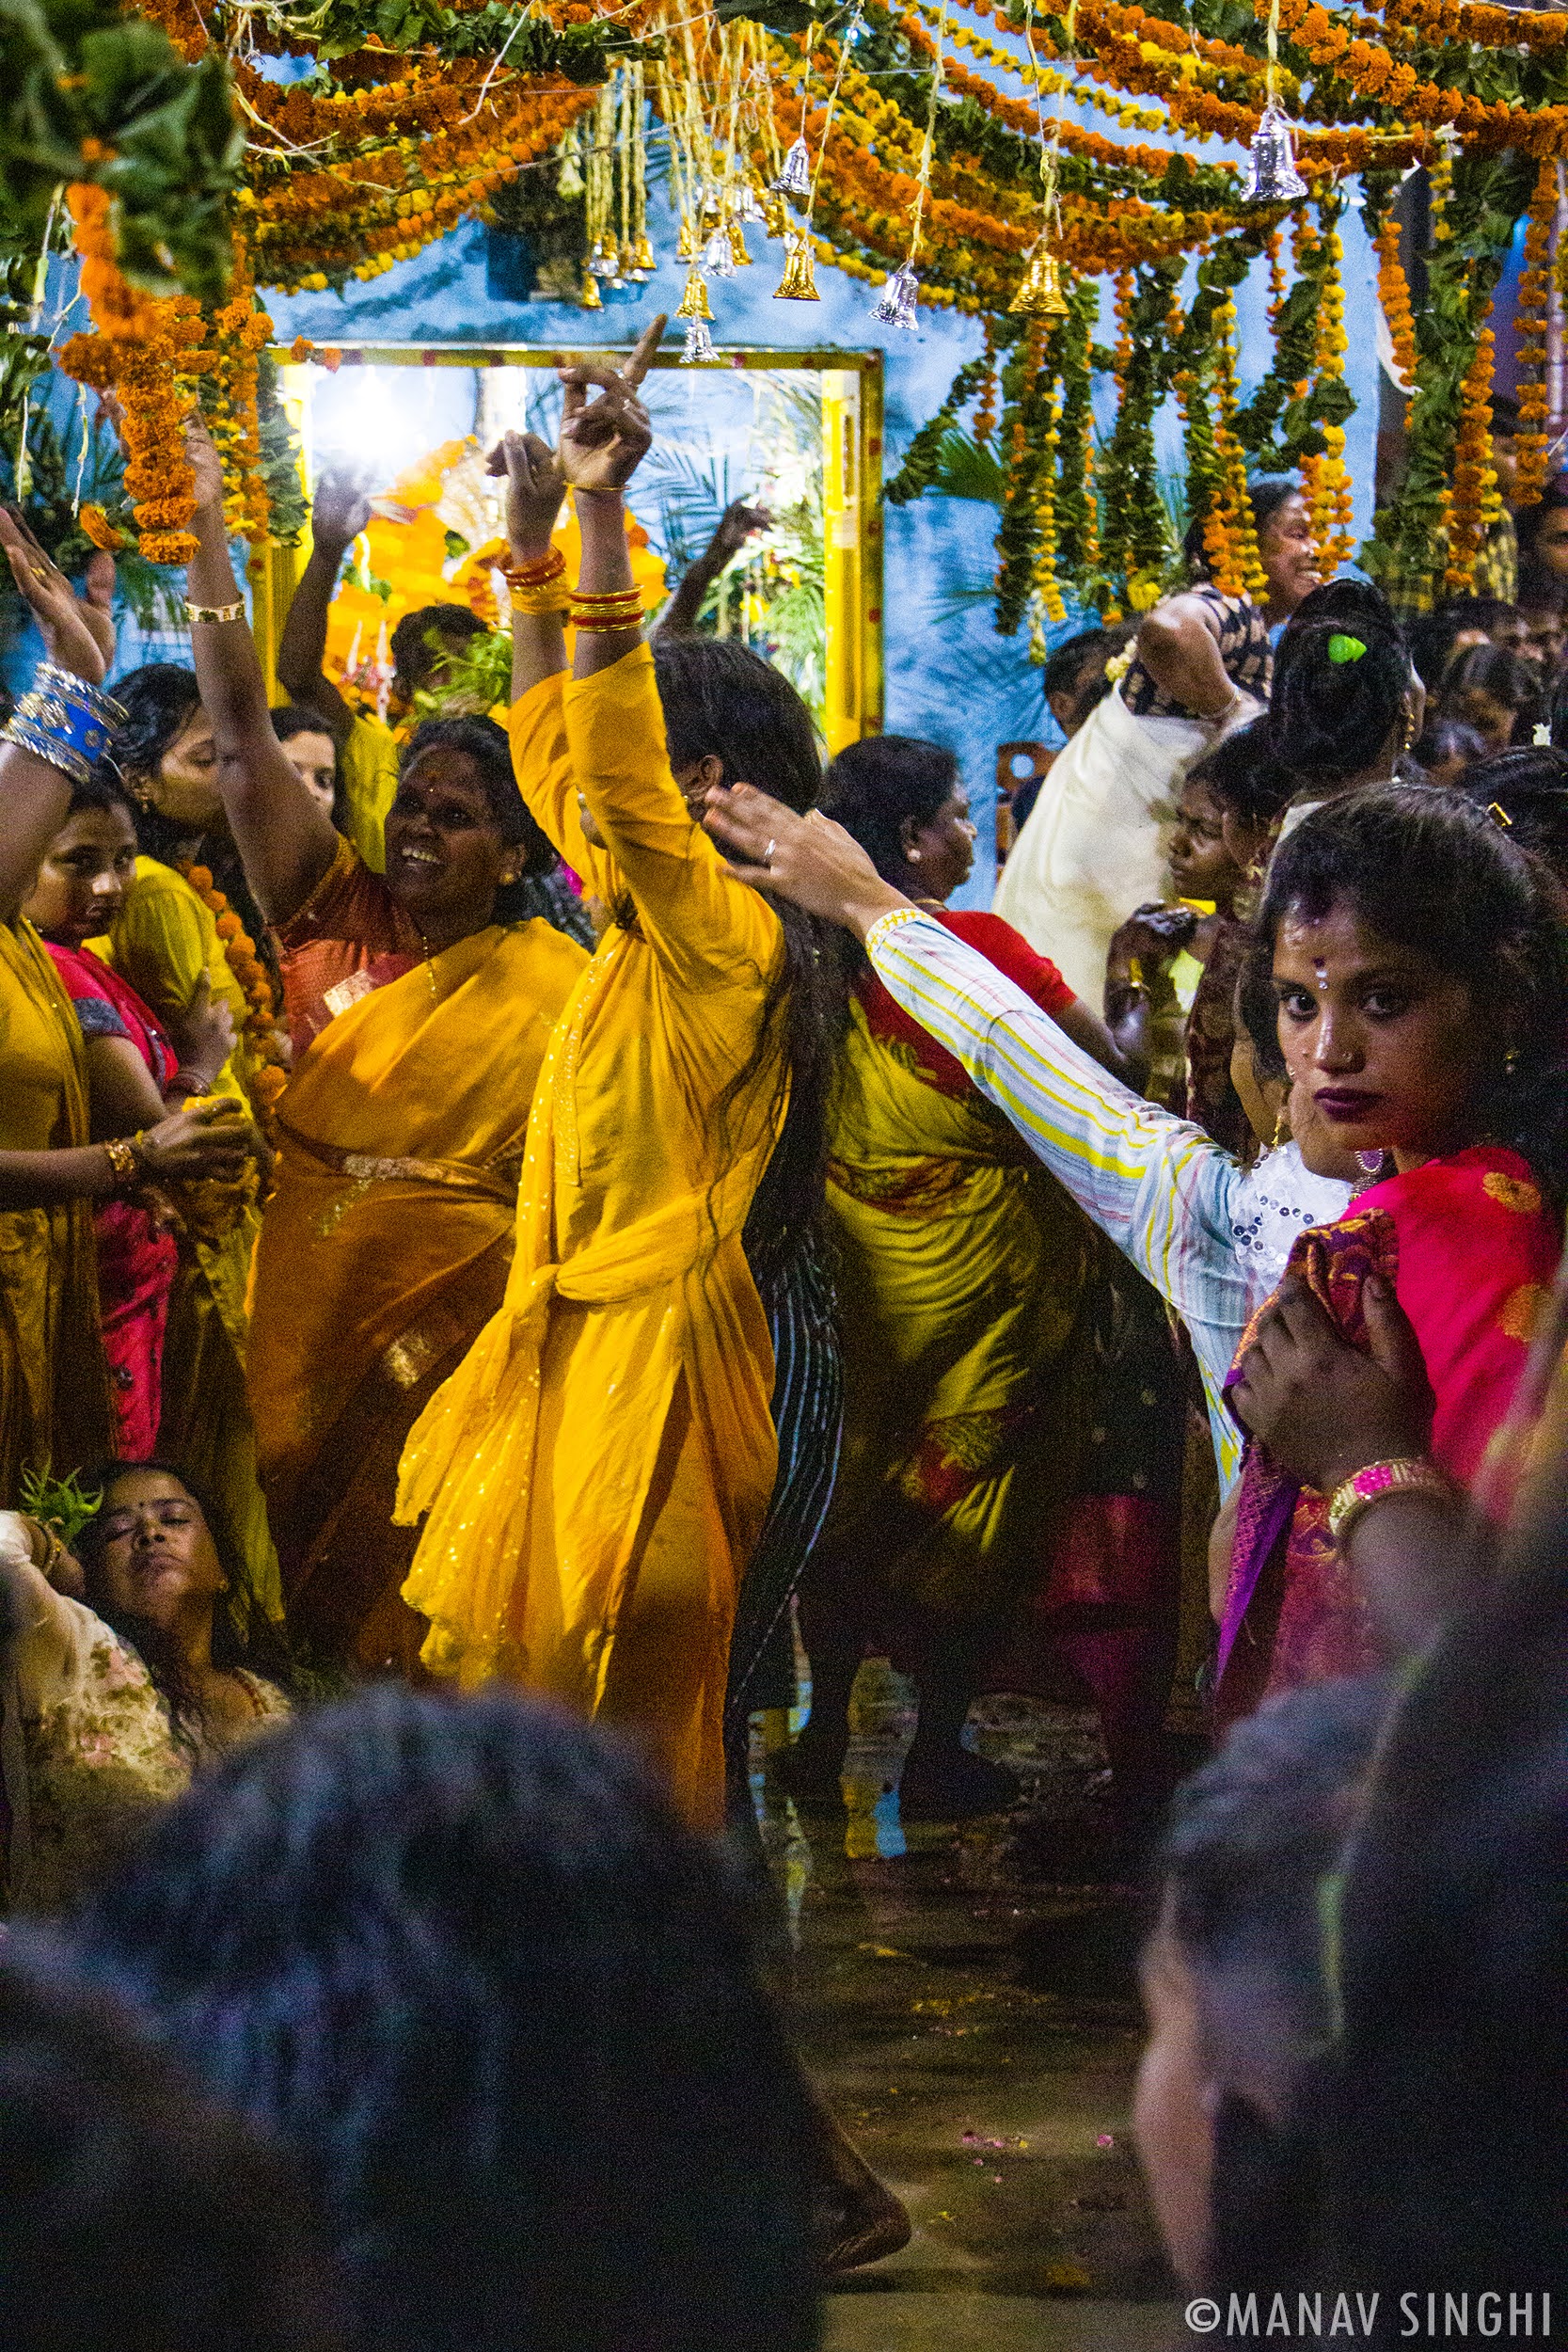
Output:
(752, 1670), (1185, 2352)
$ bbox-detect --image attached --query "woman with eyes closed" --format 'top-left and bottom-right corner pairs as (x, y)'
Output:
(0, 1465), (290, 1914)
(1218, 785), (1566, 1720)
(173, 416), (588, 1678)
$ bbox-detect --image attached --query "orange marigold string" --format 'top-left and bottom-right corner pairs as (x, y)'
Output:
(56, 183), (209, 567)
(1444, 324), (1497, 596)
(1514, 162), (1556, 510)
(177, 864), (289, 1134)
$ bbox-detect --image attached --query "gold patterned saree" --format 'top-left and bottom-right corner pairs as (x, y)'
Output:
(247, 914), (585, 1675)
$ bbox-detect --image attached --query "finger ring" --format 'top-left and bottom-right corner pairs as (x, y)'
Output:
(31, 565), (48, 581)
(764, 838), (777, 868)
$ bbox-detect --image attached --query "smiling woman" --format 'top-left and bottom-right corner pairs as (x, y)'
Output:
(170, 413), (589, 1676)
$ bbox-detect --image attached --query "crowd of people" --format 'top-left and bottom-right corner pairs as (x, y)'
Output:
(0, 325), (1563, 2344)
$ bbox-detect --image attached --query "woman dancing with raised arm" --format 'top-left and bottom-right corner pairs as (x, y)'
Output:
(174, 417), (587, 1677)
(396, 323), (845, 1834)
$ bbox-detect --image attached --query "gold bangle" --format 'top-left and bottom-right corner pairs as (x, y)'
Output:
(508, 581), (574, 617)
(103, 1135), (141, 1186)
(863, 905), (927, 958)
(1326, 1457), (1454, 1546)
(184, 598), (245, 626)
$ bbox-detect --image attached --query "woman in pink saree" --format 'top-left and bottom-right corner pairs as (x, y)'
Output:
(1219, 785), (1565, 1722)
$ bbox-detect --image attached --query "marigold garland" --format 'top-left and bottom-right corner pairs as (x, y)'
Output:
(1443, 326), (1497, 597)
(1514, 161), (1556, 510)
(1374, 215), (1418, 393)
(56, 184), (206, 567)
(1299, 223), (1355, 578)
(177, 864), (289, 1130)
(1204, 297), (1268, 602)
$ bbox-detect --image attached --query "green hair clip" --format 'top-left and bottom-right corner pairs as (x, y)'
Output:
(1327, 632), (1367, 665)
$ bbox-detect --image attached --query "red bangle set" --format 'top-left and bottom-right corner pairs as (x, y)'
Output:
(500, 547), (565, 590)
(569, 587), (643, 633)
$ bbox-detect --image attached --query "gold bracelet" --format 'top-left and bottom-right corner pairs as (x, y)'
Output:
(184, 598), (245, 626)
(863, 905), (927, 958)
(103, 1134), (141, 1186)
(1326, 1457), (1454, 1546)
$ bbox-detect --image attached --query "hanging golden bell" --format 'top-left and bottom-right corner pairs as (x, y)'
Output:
(633, 232), (656, 274)
(773, 232), (821, 303)
(675, 265), (714, 322)
(763, 191), (789, 240)
(676, 215), (696, 262)
(578, 263), (603, 311)
(1009, 244), (1069, 319)
(728, 218), (752, 268)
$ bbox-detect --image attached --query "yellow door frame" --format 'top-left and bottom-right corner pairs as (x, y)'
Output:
(262, 342), (884, 748)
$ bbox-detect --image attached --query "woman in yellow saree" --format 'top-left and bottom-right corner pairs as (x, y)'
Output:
(397, 336), (841, 1831)
(0, 517), (251, 1500)
(173, 420), (587, 1677)
(779, 736), (1126, 1818)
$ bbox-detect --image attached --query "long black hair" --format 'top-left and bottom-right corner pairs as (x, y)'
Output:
(68, 1683), (818, 2352)
(1240, 784), (1568, 1198)
(1452, 746), (1568, 884)
(72, 1461), (294, 1753)
(1439, 642), (1544, 749)
(1265, 590), (1412, 789)
(819, 732), (958, 891)
(650, 637), (849, 1280)
(398, 713), (560, 922)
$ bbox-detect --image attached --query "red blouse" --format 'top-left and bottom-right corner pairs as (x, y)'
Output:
(856, 907), (1076, 1100)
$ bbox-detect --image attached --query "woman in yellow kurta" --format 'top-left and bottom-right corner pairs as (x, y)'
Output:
(169, 420), (586, 1677)
(398, 344), (834, 1829)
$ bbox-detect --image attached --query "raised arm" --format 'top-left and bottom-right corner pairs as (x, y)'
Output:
(654, 499), (772, 639)
(182, 418), (340, 924)
(275, 474), (372, 742)
(0, 516), (116, 919)
(1135, 590), (1250, 726)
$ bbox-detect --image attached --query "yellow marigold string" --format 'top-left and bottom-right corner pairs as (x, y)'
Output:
(1300, 222), (1354, 577)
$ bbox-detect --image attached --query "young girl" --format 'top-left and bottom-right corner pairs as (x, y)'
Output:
(1215, 787), (1565, 1714)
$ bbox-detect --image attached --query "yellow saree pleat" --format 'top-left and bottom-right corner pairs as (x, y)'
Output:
(247, 918), (584, 1672)
(0, 921), (112, 1489)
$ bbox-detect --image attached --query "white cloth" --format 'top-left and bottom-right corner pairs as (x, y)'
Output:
(991, 681), (1212, 1003)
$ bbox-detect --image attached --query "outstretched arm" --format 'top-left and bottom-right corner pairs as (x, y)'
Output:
(182, 418), (340, 925)
(702, 783), (1254, 1479)
(275, 474), (373, 741)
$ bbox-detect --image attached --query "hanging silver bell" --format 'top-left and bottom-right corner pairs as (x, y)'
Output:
(1241, 103), (1308, 202)
(872, 261), (920, 332)
(681, 316), (725, 366)
(772, 137), (813, 199)
(703, 225), (736, 280)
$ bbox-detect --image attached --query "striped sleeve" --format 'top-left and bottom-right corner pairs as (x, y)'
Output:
(869, 910), (1254, 1486)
